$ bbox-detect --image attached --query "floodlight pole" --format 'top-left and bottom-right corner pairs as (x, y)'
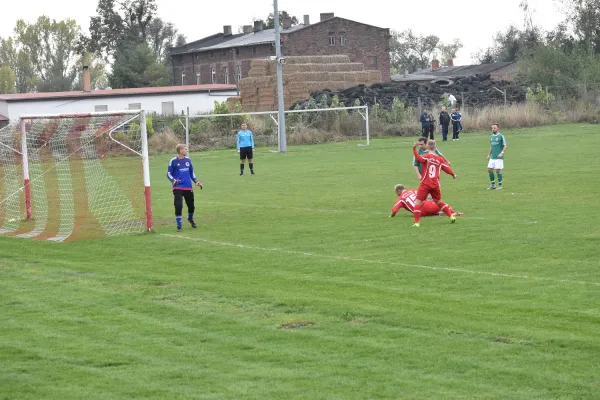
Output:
(273, 0), (287, 152)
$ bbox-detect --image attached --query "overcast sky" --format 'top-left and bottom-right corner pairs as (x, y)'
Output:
(0, 0), (565, 65)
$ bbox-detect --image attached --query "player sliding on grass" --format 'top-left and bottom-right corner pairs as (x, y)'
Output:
(411, 139), (458, 227)
(389, 184), (463, 218)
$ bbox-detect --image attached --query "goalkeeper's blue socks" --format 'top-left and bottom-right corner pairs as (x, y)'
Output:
(188, 213), (197, 228)
(176, 215), (182, 229)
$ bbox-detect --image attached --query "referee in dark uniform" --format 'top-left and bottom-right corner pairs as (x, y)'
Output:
(237, 123), (255, 175)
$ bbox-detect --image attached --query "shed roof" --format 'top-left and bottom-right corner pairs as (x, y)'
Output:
(0, 84), (237, 102)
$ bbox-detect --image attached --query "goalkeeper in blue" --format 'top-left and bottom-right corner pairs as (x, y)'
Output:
(167, 144), (203, 232)
(237, 122), (255, 175)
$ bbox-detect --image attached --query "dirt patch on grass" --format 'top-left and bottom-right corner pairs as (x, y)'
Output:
(279, 320), (317, 329)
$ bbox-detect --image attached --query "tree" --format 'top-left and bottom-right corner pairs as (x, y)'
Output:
(557, 0), (600, 53)
(265, 11), (298, 28)
(472, 48), (496, 64)
(472, 24), (543, 63)
(518, 38), (600, 88)
(147, 17), (185, 63)
(0, 65), (16, 93)
(1, 17), (82, 93)
(85, 0), (158, 58)
(0, 37), (36, 93)
(109, 41), (169, 88)
(437, 39), (463, 64)
(389, 29), (440, 74)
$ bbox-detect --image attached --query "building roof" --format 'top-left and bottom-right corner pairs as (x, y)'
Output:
(0, 84), (238, 102)
(171, 17), (389, 54)
(170, 32), (247, 55)
(391, 62), (516, 82)
(171, 25), (306, 55)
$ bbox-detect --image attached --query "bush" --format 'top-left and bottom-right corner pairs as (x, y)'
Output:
(148, 129), (180, 154)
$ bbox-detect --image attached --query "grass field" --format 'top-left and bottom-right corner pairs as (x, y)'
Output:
(1, 123), (600, 399)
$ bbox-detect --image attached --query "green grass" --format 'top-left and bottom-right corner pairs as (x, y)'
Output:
(1, 124), (600, 399)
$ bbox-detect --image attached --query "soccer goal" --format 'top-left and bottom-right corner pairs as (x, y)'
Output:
(0, 110), (152, 242)
(180, 105), (370, 151)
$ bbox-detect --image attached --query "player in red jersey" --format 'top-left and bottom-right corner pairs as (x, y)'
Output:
(389, 184), (463, 218)
(412, 140), (457, 227)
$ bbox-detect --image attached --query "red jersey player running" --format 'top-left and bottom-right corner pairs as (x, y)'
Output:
(389, 184), (463, 218)
(411, 139), (458, 227)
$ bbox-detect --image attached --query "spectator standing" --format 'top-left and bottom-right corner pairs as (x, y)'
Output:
(439, 107), (451, 142)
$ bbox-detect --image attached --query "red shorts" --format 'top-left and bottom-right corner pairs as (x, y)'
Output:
(420, 201), (440, 216)
(416, 184), (441, 202)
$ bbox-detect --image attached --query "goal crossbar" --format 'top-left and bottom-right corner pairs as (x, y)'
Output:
(181, 105), (370, 148)
(19, 110), (144, 119)
(184, 105), (368, 119)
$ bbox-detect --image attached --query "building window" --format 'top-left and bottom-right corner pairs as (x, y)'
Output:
(224, 67), (229, 84)
(161, 101), (174, 115)
(181, 71), (185, 85)
(235, 48), (239, 55)
(252, 47), (256, 55)
(128, 103), (141, 110)
(210, 51), (214, 58)
(196, 71), (201, 85)
(236, 65), (242, 82)
(329, 32), (335, 45)
(367, 56), (378, 68)
(211, 68), (216, 84)
(95, 105), (107, 112)
(339, 33), (346, 46)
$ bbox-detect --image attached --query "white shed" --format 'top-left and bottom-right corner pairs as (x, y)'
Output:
(0, 84), (238, 124)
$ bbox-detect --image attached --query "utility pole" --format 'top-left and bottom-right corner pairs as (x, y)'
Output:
(273, 0), (287, 152)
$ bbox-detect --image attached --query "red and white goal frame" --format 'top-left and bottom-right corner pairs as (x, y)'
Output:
(0, 110), (152, 241)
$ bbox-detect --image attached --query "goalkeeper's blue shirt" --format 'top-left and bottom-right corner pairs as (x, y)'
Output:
(167, 156), (198, 190)
(237, 129), (254, 150)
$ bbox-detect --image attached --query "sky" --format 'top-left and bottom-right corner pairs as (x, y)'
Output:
(0, 0), (566, 65)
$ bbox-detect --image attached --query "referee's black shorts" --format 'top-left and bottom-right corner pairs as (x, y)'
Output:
(239, 146), (253, 160)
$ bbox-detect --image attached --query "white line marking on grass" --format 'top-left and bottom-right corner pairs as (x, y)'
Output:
(204, 201), (536, 223)
(161, 234), (600, 287)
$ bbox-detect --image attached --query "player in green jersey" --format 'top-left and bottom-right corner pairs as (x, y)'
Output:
(487, 123), (507, 190)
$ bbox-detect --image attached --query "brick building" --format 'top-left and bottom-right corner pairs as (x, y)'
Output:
(169, 13), (391, 88)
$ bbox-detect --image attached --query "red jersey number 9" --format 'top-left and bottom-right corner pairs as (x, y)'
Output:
(428, 164), (436, 178)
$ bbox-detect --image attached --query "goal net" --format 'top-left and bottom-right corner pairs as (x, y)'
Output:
(181, 105), (369, 151)
(0, 110), (152, 242)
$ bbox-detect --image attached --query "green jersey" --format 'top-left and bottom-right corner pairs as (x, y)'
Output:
(413, 148), (443, 174)
(490, 133), (507, 159)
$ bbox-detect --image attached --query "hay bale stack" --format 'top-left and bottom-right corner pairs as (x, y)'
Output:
(282, 55), (351, 65)
(235, 55), (383, 111)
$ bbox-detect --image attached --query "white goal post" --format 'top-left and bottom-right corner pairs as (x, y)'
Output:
(181, 105), (370, 151)
(0, 110), (152, 242)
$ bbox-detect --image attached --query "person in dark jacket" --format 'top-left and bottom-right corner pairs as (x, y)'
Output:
(451, 108), (462, 140)
(427, 110), (435, 139)
(439, 107), (451, 141)
(419, 109), (431, 137)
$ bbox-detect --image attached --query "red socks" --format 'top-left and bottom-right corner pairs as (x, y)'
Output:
(413, 203), (422, 223)
(439, 202), (454, 217)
